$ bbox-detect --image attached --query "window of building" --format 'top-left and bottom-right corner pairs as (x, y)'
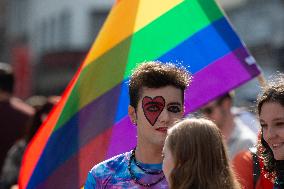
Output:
(59, 10), (71, 49)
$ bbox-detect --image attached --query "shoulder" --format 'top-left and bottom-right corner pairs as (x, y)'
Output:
(10, 97), (34, 116)
(90, 152), (129, 173)
(232, 150), (254, 189)
(232, 150), (275, 189)
(87, 152), (130, 186)
(233, 150), (253, 166)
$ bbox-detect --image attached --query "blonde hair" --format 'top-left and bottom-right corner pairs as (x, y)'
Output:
(165, 118), (240, 189)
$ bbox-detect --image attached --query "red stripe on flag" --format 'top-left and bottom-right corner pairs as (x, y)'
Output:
(19, 61), (85, 189)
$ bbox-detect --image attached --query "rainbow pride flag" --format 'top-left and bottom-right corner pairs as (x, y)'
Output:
(19, 0), (260, 188)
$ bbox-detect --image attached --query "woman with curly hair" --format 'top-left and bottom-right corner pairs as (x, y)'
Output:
(163, 118), (240, 189)
(233, 73), (284, 189)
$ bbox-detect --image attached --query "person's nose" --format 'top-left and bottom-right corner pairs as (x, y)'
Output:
(267, 126), (277, 140)
(158, 108), (170, 124)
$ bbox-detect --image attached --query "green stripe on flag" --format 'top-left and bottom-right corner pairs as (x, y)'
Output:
(124, 0), (223, 77)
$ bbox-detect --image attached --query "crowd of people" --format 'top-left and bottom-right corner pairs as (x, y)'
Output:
(1, 59), (284, 189)
(0, 62), (59, 189)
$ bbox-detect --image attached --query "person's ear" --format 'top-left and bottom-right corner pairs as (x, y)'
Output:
(128, 105), (137, 125)
(222, 98), (233, 113)
(222, 98), (232, 110)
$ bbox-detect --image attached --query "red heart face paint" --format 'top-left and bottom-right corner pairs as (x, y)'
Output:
(142, 96), (165, 126)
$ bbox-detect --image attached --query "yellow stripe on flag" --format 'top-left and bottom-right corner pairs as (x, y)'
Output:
(83, 0), (183, 67)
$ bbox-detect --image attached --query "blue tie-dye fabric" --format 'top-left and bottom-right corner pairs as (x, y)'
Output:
(84, 151), (168, 189)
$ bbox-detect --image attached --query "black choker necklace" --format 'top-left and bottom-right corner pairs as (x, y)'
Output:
(128, 147), (165, 187)
(132, 147), (163, 175)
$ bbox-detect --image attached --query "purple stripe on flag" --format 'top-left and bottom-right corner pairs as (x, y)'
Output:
(184, 46), (260, 113)
(106, 117), (137, 158)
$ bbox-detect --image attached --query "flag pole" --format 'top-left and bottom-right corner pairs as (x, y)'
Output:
(256, 73), (267, 88)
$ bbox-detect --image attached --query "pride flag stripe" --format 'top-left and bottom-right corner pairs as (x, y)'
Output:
(184, 47), (260, 112)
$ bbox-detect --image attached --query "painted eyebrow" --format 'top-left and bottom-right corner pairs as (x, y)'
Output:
(167, 102), (182, 106)
(145, 101), (164, 106)
(260, 118), (284, 123)
(272, 118), (284, 122)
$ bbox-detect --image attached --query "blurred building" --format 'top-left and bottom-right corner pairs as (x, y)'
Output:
(219, 0), (284, 104)
(224, 0), (284, 70)
(2, 0), (284, 100)
(0, 0), (7, 61)
(5, 0), (114, 96)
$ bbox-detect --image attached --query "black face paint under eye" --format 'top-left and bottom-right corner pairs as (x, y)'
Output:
(146, 103), (163, 112)
(275, 122), (284, 127)
(167, 102), (182, 113)
(167, 106), (181, 113)
(201, 107), (213, 115)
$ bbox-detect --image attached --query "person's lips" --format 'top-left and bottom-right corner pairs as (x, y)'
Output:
(155, 127), (168, 133)
(271, 142), (284, 150)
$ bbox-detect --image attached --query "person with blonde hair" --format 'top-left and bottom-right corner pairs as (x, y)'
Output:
(163, 118), (240, 189)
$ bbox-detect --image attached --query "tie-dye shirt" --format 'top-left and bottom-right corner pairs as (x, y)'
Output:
(84, 151), (168, 189)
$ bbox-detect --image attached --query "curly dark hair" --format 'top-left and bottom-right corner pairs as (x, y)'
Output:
(129, 61), (191, 110)
(257, 73), (284, 177)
